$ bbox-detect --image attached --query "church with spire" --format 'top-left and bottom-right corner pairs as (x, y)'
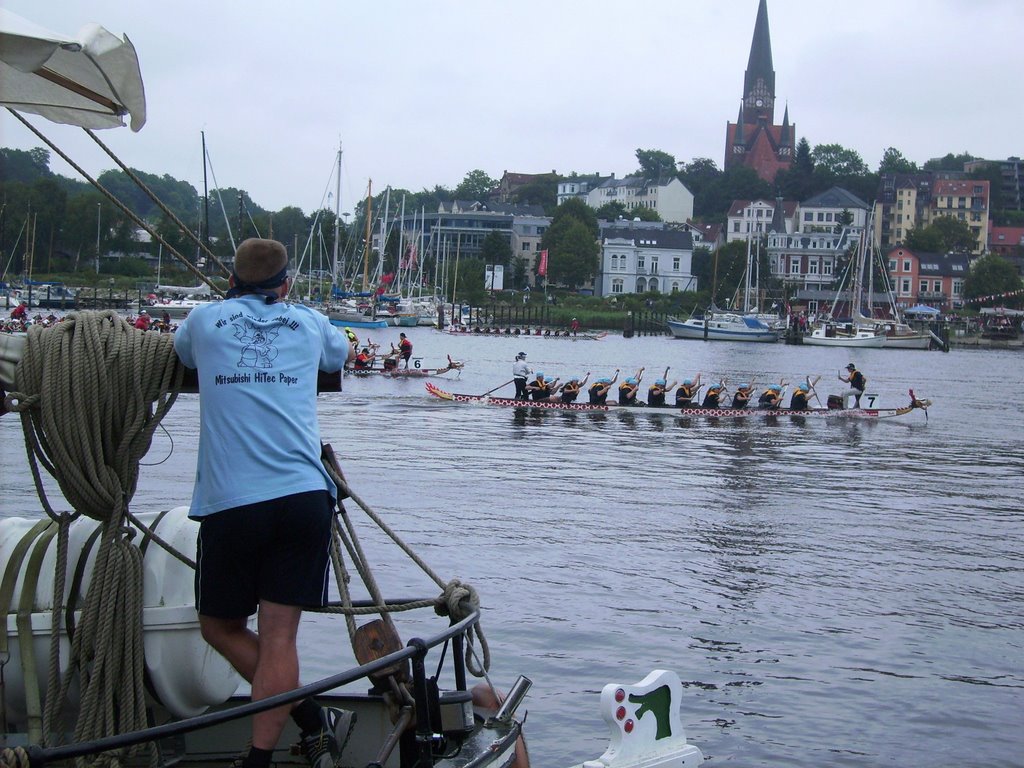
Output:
(724, 0), (794, 183)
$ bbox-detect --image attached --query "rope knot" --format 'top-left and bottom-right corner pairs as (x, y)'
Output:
(3, 390), (37, 412)
(438, 579), (479, 621)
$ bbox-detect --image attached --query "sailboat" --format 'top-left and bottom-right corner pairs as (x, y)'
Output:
(803, 221), (886, 348)
(667, 236), (781, 342)
(325, 176), (387, 328)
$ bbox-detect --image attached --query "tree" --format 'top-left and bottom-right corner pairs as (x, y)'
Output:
(631, 207), (662, 222)
(775, 137), (816, 201)
(634, 148), (677, 180)
(594, 201), (629, 221)
(923, 152), (977, 172)
(480, 229), (512, 266)
(679, 157), (721, 201)
(878, 147), (919, 174)
(540, 199), (600, 288)
(963, 254), (1023, 307)
(510, 173), (559, 213)
(904, 216), (976, 253)
(903, 224), (942, 253)
(930, 216), (979, 252)
(453, 169), (496, 201)
(0, 147), (53, 183)
(543, 218), (599, 289)
(811, 144), (868, 178)
(549, 197), (598, 238)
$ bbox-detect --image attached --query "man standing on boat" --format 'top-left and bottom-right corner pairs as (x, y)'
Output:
(397, 332), (413, 368)
(839, 362), (866, 408)
(174, 238), (356, 768)
(512, 351), (531, 399)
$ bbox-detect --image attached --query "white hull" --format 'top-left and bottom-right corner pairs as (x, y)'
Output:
(802, 329), (886, 348)
(667, 316), (780, 343)
(882, 333), (932, 350)
(142, 299), (217, 319)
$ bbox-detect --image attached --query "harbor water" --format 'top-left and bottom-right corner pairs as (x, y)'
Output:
(2, 326), (1022, 767)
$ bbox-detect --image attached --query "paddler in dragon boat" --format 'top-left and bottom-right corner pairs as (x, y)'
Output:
(352, 346), (376, 370)
(731, 382), (756, 409)
(617, 367), (645, 406)
(526, 371), (560, 401)
(788, 376), (820, 411)
(647, 368), (677, 407)
(674, 373), (702, 407)
(557, 373), (590, 404)
(700, 380), (728, 408)
(588, 369), (620, 404)
(758, 383), (786, 409)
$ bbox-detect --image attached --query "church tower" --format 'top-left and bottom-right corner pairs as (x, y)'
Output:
(724, 0), (794, 183)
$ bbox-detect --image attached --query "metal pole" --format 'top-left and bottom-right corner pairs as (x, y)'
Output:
(95, 203), (101, 274)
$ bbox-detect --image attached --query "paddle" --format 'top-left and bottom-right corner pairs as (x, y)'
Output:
(807, 375), (822, 407)
(481, 379), (514, 397)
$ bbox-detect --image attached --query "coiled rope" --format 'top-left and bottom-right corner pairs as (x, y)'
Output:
(5, 310), (183, 765)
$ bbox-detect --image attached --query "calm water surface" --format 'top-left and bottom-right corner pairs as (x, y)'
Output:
(2, 327), (1022, 767)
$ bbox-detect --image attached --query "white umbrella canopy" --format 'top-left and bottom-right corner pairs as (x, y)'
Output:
(0, 8), (145, 131)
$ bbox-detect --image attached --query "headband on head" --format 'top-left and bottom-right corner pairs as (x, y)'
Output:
(226, 265), (289, 304)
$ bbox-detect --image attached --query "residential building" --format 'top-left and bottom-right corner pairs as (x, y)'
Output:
(597, 222), (696, 297)
(873, 173), (933, 249)
(510, 214), (549, 282)
(686, 220), (724, 252)
(928, 178), (990, 254)
(726, 198), (797, 242)
(886, 247), (970, 311)
(492, 171), (554, 203)
(391, 201), (549, 287)
(723, 0), (795, 183)
(797, 186), (869, 233)
(989, 225), (1024, 257)
(586, 175), (694, 224)
(556, 174), (610, 205)
(766, 188), (867, 311)
(964, 156), (1023, 211)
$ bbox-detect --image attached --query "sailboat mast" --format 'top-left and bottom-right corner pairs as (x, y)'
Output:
(201, 131), (210, 274)
(332, 142), (342, 290)
(362, 180), (372, 291)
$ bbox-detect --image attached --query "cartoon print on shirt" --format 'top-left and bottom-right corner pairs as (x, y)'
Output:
(232, 319), (279, 369)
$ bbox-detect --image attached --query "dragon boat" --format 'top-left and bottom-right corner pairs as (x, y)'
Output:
(425, 383), (931, 419)
(442, 327), (608, 341)
(345, 356), (464, 378)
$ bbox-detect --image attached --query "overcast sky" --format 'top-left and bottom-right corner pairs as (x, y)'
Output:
(2, 0), (1022, 215)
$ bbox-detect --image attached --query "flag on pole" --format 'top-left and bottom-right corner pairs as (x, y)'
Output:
(538, 249), (548, 277)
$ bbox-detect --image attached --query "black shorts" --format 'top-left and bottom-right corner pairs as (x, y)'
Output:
(195, 490), (334, 619)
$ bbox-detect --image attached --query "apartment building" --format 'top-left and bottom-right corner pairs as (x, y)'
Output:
(597, 222), (696, 297)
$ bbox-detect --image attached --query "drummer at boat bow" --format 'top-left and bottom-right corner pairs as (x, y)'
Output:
(839, 362), (866, 408)
(173, 238), (357, 768)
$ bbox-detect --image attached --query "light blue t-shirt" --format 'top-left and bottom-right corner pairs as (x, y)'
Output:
(173, 295), (349, 517)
